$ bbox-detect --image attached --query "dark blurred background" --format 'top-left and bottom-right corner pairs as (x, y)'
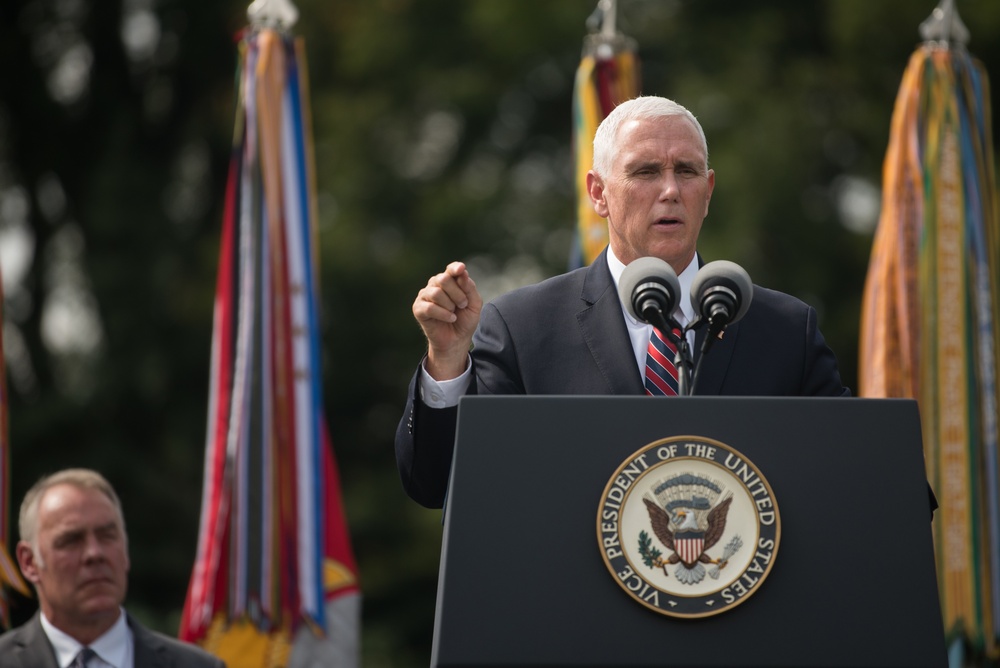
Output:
(1, 1), (998, 665)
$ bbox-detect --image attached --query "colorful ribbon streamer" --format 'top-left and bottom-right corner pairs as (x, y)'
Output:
(0, 267), (32, 630)
(179, 28), (359, 667)
(859, 44), (1000, 660)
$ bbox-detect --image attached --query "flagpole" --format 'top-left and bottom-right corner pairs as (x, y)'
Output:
(571, 0), (640, 268)
(598, 0), (616, 41)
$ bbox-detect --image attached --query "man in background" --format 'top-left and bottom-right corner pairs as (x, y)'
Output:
(0, 468), (225, 667)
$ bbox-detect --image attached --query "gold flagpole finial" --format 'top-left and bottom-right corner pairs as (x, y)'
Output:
(919, 0), (970, 48)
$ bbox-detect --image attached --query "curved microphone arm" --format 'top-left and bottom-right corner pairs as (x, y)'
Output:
(675, 329), (694, 396)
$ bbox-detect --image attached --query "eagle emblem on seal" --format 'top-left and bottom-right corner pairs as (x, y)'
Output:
(638, 472), (743, 585)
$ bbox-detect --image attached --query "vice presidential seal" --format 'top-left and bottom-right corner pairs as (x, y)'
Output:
(596, 436), (780, 618)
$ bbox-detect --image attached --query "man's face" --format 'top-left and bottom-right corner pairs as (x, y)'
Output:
(17, 483), (129, 635)
(588, 114), (715, 271)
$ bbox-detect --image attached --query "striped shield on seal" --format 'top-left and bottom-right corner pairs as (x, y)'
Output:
(674, 533), (705, 566)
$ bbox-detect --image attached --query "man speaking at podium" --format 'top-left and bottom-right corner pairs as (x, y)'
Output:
(395, 95), (849, 509)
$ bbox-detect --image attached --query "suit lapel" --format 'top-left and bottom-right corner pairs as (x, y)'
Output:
(11, 615), (60, 668)
(577, 251), (646, 394)
(691, 320), (739, 394)
(129, 616), (168, 668)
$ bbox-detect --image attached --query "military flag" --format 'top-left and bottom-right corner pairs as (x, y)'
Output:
(0, 268), (31, 629)
(571, 0), (640, 268)
(179, 3), (360, 665)
(858, 3), (999, 663)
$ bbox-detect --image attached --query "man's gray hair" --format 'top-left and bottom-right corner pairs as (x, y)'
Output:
(19, 468), (126, 547)
(592, 96), (709, 178)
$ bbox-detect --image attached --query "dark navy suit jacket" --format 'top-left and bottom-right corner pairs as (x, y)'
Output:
(396, 249), (849, 508)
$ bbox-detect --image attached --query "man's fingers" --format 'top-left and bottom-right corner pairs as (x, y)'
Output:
(413, 296), (458, 324)
(411, 262), (483, 350)
(444, 261), (471, 280)
(425, 265), (477, 311)
(444, 262), (481, 310)
(415, 281), (460, 318)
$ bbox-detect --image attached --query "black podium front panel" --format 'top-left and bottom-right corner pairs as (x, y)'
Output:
(431, 396), (945, 668)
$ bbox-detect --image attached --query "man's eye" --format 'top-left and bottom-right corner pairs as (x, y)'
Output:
(55, 535), (83, 549)
(98, 529), (120, 542)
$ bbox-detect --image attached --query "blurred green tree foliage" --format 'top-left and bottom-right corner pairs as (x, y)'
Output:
(1, 1), (999, 665)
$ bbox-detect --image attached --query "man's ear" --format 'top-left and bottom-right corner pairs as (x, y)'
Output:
(587, 171), (610, 218)
(16, 541), (41, 585)
(703, 168), (716, 218)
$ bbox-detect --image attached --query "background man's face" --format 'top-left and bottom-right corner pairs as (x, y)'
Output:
(20, 483), (130, 632)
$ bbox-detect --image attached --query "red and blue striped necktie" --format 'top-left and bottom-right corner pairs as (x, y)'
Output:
(645, 327), (679, 396)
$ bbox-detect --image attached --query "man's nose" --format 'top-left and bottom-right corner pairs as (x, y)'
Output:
(660, 171), (680, 200)
(81, 534), (107, 560)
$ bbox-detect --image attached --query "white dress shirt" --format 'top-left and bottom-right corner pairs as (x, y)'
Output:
(418, 248), (699, 408)
(41, 608), (134, 668)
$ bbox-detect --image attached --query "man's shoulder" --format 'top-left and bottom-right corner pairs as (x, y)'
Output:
(745, 284), (813, 318)
(130, 616), (225, 667)
(141, 628), (222, 658)
(0, 623), (22, 644)
(0, 614), (39, 646)
(489, 263), (596, 311)
(0, 617), (51, 667)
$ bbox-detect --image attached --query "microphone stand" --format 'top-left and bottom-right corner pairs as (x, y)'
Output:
(676, 319), (707, 397)
(683, 315), (735, 394)
(675, 334), (694, 396)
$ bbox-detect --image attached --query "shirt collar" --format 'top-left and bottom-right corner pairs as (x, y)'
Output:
(41, 609), (131, 668)
(606, 246), (698, 327)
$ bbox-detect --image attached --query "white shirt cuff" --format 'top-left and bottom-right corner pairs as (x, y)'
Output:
(418, 356), (473, 408)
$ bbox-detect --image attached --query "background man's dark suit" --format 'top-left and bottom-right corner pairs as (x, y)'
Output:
(0, 613), (224, 668)
(396, 249), (848, 508)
